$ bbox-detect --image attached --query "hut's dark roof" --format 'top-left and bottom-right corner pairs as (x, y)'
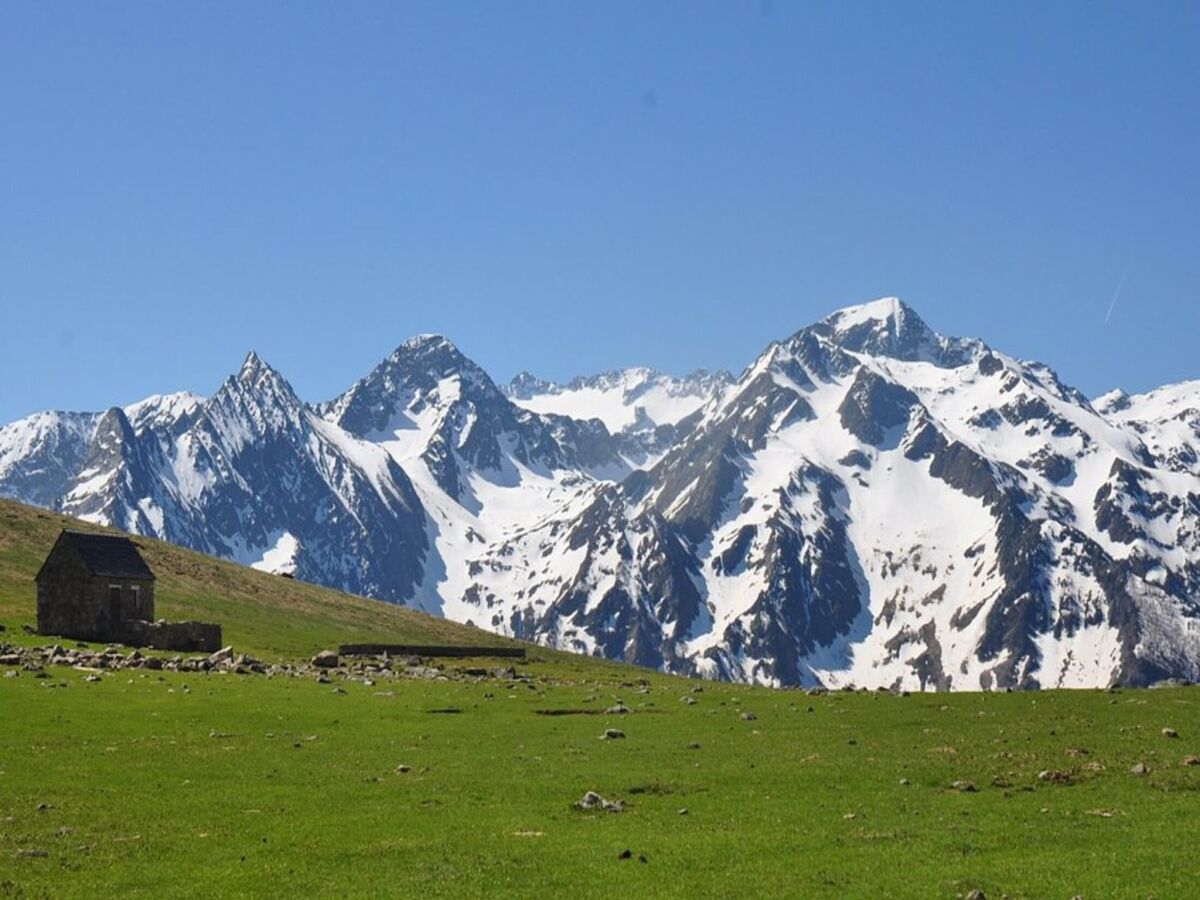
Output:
(55, 530), (156, 580)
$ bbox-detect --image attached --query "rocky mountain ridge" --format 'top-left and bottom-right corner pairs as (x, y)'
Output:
(3, 298), (1198, 689)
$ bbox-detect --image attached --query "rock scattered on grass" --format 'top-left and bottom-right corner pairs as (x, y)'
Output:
(602, 729), (625, 741)
(604, 703), (630, 715)
(16, 848), (48, 859)
(678, 808), (688, 815)
(965, 890), (986, 900)
(395, 764), (411, 774)
(687, 742), (701, 750)
(899, 778), (910, 786)
(1129, 763), (1150, 776)
(576, 791), (624, 812)
(951, 780), (978, 793)
(740, 711), (757, 721)
(1182, 755), (1199, 767)
(1162, 727), (1179, 739)
(618, 849), (632, 860)
(1038, 770), (1073, 785)
(311, 650), (339, 669)
(209, 646), (234, 665)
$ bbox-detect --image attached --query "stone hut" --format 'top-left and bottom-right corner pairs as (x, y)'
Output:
(35, 530), (221, 652)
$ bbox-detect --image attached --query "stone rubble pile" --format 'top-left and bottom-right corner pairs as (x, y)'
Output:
(0, 641), (535, 686)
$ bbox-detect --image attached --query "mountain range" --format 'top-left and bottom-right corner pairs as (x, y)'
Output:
(3, 298), (1199, 690)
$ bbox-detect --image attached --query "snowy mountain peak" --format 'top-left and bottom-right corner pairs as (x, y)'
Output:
(123, 392), (204, 435)
(809, 296), (979, 367)
(1095, 388), (1131, 416)
(825, 295), (912, 329)
(402, 333), (454, 351)
(383, 334), (494, 391)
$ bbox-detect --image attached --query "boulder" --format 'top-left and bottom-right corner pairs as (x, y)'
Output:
(208, 646), (234, 666)
(575, 790), (625, 812)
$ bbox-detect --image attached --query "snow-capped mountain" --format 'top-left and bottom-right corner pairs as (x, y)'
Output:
(3, 298), (1199, 690)
(5, 356), (427, 599)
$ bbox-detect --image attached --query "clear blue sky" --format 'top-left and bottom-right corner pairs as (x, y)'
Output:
(2, 2), (1198, 422)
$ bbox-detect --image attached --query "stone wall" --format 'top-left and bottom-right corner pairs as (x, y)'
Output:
(38, 574), (156, 643)
(120, 620), (223, 653)
(36, 550), (100, 640)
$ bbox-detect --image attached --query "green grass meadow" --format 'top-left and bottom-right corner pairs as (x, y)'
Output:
(1, 498), (1199, 897)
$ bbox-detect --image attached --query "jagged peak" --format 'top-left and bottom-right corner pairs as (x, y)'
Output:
(220, 352), (304, 415)
(383, 334), (485, 380)
(241, 349), (263, 369)
(232, 350), (293, 387)
(323, 334), (501, 435)
(504, 371), (558, 400)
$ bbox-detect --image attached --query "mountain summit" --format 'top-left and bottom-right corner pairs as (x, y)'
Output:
(3, 298), (1198, 690)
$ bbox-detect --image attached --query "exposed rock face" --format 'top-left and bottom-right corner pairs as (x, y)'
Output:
(3, 298), (1200, 690)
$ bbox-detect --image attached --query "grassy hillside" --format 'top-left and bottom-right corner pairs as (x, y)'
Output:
(2, 496), (1199, 897)
(0, 497), (573, 666)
